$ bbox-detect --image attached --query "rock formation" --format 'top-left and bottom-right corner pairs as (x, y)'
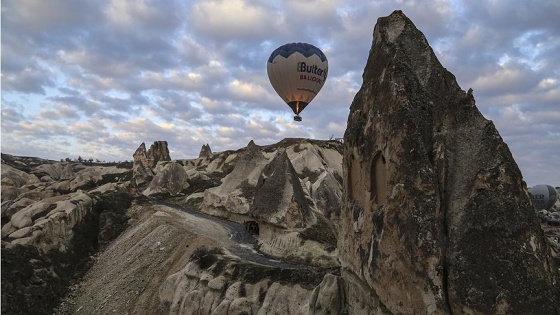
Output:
(132, 141), (171, 189)
(340, 10), (559, 314)
(2, 131), (558, 314)
(142, 162), (190, 197)
(1, 154), (132, 315)
(34, 162), (76, 181)
(159, 252), (323, 315)
(147, 141), (171, 167)
(202, 141), (269, 217)
(251, 149), (312, 229)
(199, 143), (213, 158)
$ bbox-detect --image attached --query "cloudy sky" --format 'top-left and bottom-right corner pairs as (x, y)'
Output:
(2, 0), (559, 186)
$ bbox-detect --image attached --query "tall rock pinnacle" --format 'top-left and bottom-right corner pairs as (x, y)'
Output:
(340, 10), (559, 314)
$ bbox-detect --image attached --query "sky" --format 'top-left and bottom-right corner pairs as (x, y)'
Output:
(1, 0), (559, 187)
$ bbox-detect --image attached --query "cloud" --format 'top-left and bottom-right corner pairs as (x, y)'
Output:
(1, 66), (56, 95)
(38, 104), (81, 121)
(229, 79), (270, 103)
(190, 0), (283, 41)
(471, 61), (540, 96)
(1, 0), (559, 186)
(1, 107), (26, 124)
(1, 0), (103, 36)
(105, 0), (180, 32)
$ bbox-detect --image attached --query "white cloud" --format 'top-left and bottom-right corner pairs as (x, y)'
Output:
(139, 70), (203, 90)
(191, 0), (282, 40)
(1, 0), (559, 186)
(105, 0), (182, 33)
(229, 79), (269, 103)
(284, 0), (341, 22)
(471, 63), (538, 96)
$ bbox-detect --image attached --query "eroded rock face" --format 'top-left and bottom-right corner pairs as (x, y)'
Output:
(34, 162), (76, 181)
(340, 10), (559, 314)
(1, 164), (41, 188)
(251, 149), (312, 229)
(147, 141), (171, 167)
(159, 250), (327, 315)
(202, 141), (269, 216)
(1, 155), (132, 315)
(199, 143), (213, 158)
(132, 141), (170, 189)
(143, 162), (190, 197)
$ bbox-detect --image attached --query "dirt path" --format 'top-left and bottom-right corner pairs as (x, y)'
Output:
(162, 202), (310, 269)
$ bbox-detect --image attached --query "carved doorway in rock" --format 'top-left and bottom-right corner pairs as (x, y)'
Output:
(370, 152), (387, 206)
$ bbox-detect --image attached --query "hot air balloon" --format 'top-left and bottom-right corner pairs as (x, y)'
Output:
(267, 42), (328, 121)
(528, 184), (558, 211)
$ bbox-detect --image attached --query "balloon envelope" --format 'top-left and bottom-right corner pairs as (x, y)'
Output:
(267, 42), (328, 117)
(529, 184), (558, 211)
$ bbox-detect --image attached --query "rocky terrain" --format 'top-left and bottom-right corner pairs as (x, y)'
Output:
(2, 138), (345, 315)
(2, 10), (560, 315)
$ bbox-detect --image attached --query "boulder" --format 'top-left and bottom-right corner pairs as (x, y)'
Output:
(143, 162), (190, 197)
(340, 10), (559, 314)
(33, 162), (76, 181)
(1, 164), (41, 188)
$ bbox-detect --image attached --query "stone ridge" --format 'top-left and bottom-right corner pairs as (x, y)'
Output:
(341, 10), (559, 314)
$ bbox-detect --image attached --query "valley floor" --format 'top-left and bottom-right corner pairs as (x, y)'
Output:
(54, 200), (322, 314)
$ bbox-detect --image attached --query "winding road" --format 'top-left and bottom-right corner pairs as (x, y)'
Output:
(161, 201), (310, 269)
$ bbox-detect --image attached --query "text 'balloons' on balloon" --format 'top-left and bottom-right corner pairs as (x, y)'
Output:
(529, 184), (559, 211)
(267, 42), (328, 121)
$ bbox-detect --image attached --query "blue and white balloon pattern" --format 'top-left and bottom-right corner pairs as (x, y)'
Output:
(267, 42), (328, 120)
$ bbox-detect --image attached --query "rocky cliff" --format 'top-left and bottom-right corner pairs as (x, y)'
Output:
(1, 154), (132, 315)
(340, 10), (559, 314)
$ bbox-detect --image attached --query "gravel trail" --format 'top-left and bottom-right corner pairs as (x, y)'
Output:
(162, 201), (309, 269)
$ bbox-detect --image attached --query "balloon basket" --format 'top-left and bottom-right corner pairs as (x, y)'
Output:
(294, 115), (302, 122)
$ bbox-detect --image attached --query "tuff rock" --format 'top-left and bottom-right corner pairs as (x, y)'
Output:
(202, 140), (269, 217)
(34, 162), (76, 181)
(142, 162), (190, 197)
(251, 149), (313, 229)
(132, 141), (171, 189)
(1, 154), (132, 315)
(1, 164), (41, 188)
(199, 143), (213, 158)
(340, 10), (559, 314)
